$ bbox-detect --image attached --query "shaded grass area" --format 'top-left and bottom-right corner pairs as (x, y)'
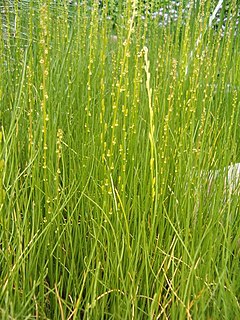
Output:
(0, 0), (240, 319)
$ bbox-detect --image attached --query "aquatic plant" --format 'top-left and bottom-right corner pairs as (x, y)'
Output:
(0, 0), (239, 319)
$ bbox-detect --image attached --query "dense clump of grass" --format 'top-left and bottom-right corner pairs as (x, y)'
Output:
(0, 0), (240, 318)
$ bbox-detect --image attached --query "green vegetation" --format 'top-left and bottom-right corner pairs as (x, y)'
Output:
(0, 0), (240, 319)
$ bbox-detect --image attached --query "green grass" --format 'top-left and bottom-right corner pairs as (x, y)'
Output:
(0, 0), (240, 319)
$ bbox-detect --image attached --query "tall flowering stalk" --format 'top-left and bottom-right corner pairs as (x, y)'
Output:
(143, 46), (157, 211)
(39, 3), (50, 213)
